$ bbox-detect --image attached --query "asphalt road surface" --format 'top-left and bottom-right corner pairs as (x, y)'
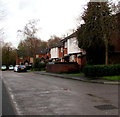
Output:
(1, 70), (16, 116)
(2, 81), (16, 116)
(0, 71), (2, 116)
(2, 71), (119, 115)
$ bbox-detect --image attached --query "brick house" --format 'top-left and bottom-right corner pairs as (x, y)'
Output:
(16, 48), (50, 65)
(16, 56), (33, 65)
(61, 32), (86, 66)
(109, 13), (120, 64)
(35, 48), (50, 60)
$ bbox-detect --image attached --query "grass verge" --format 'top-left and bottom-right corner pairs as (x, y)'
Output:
(100, 75), (120, 80)
(62, 73), (85, 77)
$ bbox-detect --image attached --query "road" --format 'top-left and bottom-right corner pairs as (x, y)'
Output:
(1, 70), (16, 116)
(2, 71), (119, 115)
(0, 71), (2, 116)
(2, 81), (16, 115)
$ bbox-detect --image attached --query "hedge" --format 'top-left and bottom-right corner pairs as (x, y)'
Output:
(83, 64), (120, 77)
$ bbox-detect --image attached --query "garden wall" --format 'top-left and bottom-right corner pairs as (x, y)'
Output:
(46, 62), (80, 73)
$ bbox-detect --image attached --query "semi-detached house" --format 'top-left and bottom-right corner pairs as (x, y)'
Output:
(50, 32), (86, 66)
(61, 32), (86, 66)
(50, 42), (63, 62)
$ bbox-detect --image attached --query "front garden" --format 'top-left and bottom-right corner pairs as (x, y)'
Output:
(31, 58), (120, 81)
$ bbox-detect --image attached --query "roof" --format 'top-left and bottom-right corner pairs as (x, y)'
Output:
(50, 41), (63, 49)
(36, 48), (49, 54)
(61, 32), (77, 42)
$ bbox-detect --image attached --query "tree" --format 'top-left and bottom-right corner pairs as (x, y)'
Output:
(0, 0), (5, 67)
(17, 40), (26, 57)
(115, 1), (120, 13)
(2, 42), (17, 66)
(17, 37), (48, 57)
(47, 35), (62, 48)
(17, 19), (48, 58)
(77, 1), (113, 65)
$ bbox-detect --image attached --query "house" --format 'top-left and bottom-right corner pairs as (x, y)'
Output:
(35, 48), (50, 59)
(49, 32), (86, 66)
(16, 48), (50, 65)
(16, 56), (33, 65)
(109, 13), (120, 64)
(50, 42), (63, 62)
(61, 32), (86, 66)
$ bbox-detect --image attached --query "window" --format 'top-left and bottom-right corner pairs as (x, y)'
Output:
(61, 48), (63, 52)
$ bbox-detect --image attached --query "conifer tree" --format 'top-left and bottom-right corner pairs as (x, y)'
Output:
(77, 1), (113, 65)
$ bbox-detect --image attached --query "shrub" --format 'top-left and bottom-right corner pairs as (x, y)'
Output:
(33, 63), (46, 71)
(38, 63), (46, 70)
(83, 64), (120, 77)
(33, 58), (46, 71)
(26, 65), (32, 70)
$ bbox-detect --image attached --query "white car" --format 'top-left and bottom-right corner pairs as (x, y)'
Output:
(9, 65), (14, 70)
(1, 65), (7, 71)
(14, 65), (19, 72)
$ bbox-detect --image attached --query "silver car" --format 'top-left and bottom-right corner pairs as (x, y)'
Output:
(9, 65), (14, 70)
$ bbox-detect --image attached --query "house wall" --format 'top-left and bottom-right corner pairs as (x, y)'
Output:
(50, 47), (59, 58)
(16, 57), (32, 65)
(29, 57), (33, 64)
(64, 48), (67, 55)
(58, 47), (63, 58)
(109, 13), (120, 64)
(47, 52), (51, 59)
(16, 57), (24, 65)
(67, 37), (82, 54)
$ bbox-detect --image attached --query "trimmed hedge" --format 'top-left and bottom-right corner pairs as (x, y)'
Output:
(83, 64), (120, 77)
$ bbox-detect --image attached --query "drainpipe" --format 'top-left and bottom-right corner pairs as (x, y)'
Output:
(62, 42), (64, 62)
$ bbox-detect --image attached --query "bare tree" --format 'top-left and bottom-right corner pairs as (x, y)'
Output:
(17, 19), (48, 58)
(115, 1), (120, 13)
(47, 35), (62, 48)
(18, 19), (40, 38)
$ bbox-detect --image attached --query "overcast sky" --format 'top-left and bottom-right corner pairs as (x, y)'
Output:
(1, 0), (118, 48)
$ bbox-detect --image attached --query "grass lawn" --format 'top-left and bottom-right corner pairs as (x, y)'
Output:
(100, 75), (120, 80)
(62, 73), (85, 77)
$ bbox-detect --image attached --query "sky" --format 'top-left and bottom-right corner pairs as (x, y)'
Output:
(1, 0), (118, 48)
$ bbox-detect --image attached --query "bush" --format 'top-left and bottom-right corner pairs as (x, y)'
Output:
(38, 63), (46, 70)
(26, 65), (32, 70)
(83, 64), (120, 77)
(34, 63), (46, 71)
(33, 58), (46, 71)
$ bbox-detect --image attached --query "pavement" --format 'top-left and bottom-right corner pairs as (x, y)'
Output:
(34, 71), (120, 85)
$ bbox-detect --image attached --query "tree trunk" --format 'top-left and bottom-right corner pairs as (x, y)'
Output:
(104, 35), (109, 65)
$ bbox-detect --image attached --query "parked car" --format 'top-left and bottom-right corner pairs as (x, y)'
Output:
(9, 65), (14, 70)
(1, 65), (7, 71)
(14, 65), (27, 72)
